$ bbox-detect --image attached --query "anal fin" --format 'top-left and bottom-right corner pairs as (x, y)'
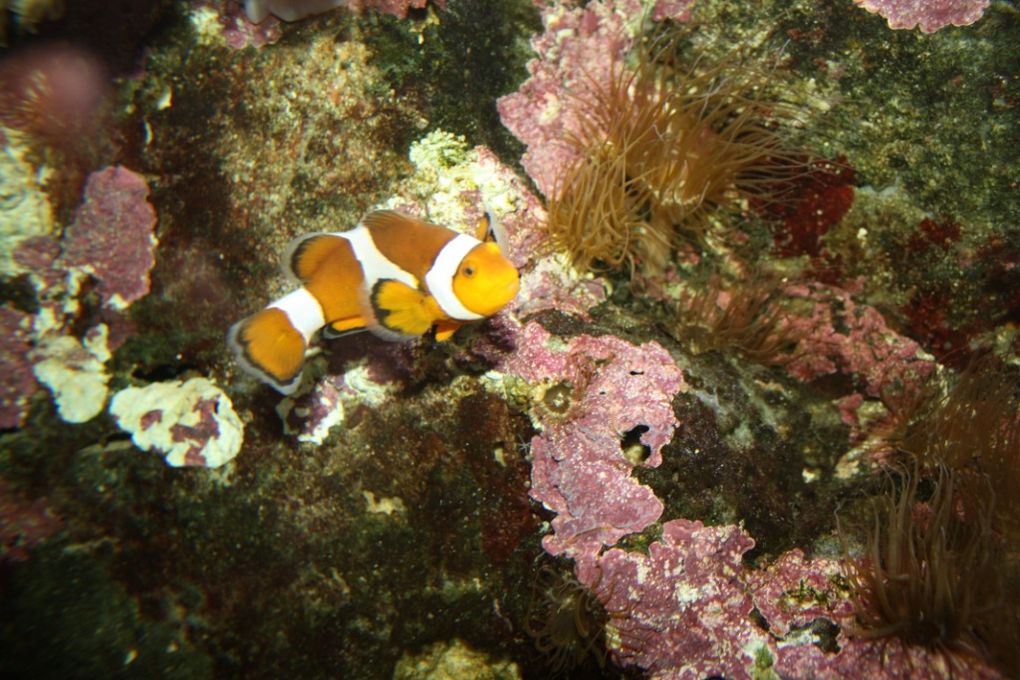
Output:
(322, 316), (368, 339)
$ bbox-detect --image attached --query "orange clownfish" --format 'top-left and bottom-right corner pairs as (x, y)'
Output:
(228, 210), (519, 394)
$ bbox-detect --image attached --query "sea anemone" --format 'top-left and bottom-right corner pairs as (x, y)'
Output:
(546, 34), (808, 275)
(846, 461), (1001, 659)
(672, 276), (806, 364)
(0, 44), (109, 153)
(0, 44), (112, 215)
(524, 563), (610, 674)
(894, 354), (1020, 531)
(844, 355), (1020, 676)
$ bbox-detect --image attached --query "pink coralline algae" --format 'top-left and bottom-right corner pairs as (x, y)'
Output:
(195, 1), (283, 49)
(571, 521), (852, 678)
(497, 1), (631, 198)
(497, 320), (685, 558)
(580, 519), (759, 678)
(497, 0), (694, 198)
(570, 523), (1006, 678)
(745, 549), (853, 640)
(776, 283), (934, 401)
(63, 166), (158, 311)
(650, 0), (694, 21)
(12, 235), (63, 290)
(0, 308), (37, 430)
(753, 551), (1006, 679)
(854, 0), (989, 33)
(3, 165), (157, 428)
(514, 257), (607, 321)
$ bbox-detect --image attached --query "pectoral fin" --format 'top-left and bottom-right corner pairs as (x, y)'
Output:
(369, 279), (440, 340)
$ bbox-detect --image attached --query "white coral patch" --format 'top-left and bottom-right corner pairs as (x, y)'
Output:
(276, 380), (345, 446)
(673, 581), (702, 609)
(0, 135), (55, 276)
(32, 327), (111, 423)
(189, 5), (221, 42)
(300, 399), (343, 445)
(275, 359), (395, 445)
(341, 362), (396, 406)
(109, 377), (244, 468)
(408, 130), (470, 171)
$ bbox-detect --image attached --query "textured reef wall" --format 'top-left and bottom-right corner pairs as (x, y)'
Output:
(1, 1), (1018, 679)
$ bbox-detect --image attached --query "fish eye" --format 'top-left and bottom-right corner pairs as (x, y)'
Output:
(462, 265), (475, 277)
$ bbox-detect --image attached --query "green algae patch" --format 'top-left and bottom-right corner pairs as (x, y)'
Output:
(361, 0), (540, 166)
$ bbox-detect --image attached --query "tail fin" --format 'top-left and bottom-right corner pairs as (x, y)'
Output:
(228, 308), (307, 394)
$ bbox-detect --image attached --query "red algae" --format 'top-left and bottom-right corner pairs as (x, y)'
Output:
(907, 217), (962, 254)
(763, 157), (856, 258)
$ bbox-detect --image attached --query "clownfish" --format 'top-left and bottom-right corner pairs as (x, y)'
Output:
(228, 210), (519, 394)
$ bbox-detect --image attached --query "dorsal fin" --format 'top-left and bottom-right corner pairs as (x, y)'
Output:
(361, 210), (425, 232)
(360, 210), (457, 282)
(283, 232), (344, 284)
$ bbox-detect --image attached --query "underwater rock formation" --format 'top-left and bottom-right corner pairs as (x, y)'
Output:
(195, 0), (448, 50)
(191, 0), (283, 49)
(0, 165), (157, 425)
(2, 0), (1017, 678)
(32, 329), (111, 423)
(0, 137), (53, 276)
(774, 283), (935, 397)
(0, 478), (62, 563)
